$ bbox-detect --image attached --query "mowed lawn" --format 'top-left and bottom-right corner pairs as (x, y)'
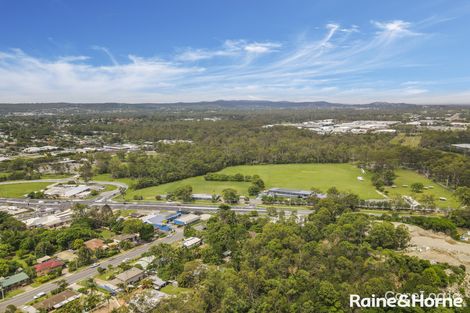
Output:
(384, 169), (459, 209)
(93, 173), (137, 187)
(124, 163), (381, 200)
(390, 133), (421, 147)
(124, 177), (252, 200)
(0, 182), (52, 198)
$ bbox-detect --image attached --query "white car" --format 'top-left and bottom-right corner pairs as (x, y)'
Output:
(121, 258), (130, 263)
(33, 291), (46, 299)
(90, 262), (99, 268)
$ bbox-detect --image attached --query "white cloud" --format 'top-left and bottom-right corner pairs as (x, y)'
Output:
(244, 42), (281, 54)
(175, 39), (280, 61)
(372, 20), (421, 44)
(0, 19), (466, 104)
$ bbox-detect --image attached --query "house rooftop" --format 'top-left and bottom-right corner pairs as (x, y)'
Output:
(142, 212), (180, 225)
(0, 272), (29, 289)
(34, 259), (64, 272)
(183, 237), (202, 247)
(24, 215), (62, 228)
(34, 290), (80, 310)
(37, 255), (51, 264)
(84, 238), (106, 251)
(135, 256), (155, 269)
(268, 188), (313, 195)
(148, 274), (167, 287)
(113, 233), (139, 242)
(55, 250), (77, 262)
(115, 267), (144, 283)
(174, 214), (200, 224)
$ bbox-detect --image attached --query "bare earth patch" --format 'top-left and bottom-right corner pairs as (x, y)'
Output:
(396, 223), (470, 267)
(395, 223), (470, 295)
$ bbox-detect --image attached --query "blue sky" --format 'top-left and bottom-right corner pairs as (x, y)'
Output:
(1, 0), (470, 103)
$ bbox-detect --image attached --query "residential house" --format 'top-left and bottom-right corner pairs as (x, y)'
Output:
(55, 250), (78, 263)
(34, 290), (81, 311)
(113, 233), (139, 244)
(37, 255), (51, 264)
(147, 275), (168, 290)
(0, 272), (30, 296)
(34, 259), (64, 276)
(114, 267), (145, 285)
(135, 256), (155, 270)
(84, 238), (107, 251)
(183, 237), (202, 248)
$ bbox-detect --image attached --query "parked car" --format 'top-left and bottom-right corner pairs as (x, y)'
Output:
(33, 291), (46, 299)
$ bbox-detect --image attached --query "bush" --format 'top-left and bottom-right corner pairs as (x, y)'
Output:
(411, 182), (424, 193)
(27, 191), (45, 199)
(403, 216), (459, 239)
(204, 173), (253, 182)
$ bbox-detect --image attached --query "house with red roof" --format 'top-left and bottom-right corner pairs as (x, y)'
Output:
(34, 259), (65, 276)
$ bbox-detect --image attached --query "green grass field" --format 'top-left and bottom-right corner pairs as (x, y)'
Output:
(384, 169), (459, 208)
(160, 285), (191, 295)
(0, 182), (52, 198)
(99, 229), (116, 240)
(390, 134), (421, 147)
(93, 164), (458, 208)
(123, 163), (381, 200)
(93, 173), (137, 186)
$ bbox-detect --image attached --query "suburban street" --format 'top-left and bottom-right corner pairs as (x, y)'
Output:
(0, 180), (312, 311)
(0, 228), (184, 311)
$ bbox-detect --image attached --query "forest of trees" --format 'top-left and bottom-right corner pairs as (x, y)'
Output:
(143, 196), (468, 312)
(1, 111), (469, 205)
(90, 124), (470, 197)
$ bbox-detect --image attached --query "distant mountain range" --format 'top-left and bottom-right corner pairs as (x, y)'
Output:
(0, 100), (467, 115)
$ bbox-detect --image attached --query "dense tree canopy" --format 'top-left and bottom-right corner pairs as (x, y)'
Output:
(150, 202), (467, 312)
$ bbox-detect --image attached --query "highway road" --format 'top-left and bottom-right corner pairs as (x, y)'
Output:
(0, 228), (184, 312)
(0, 178), (313, 216)
(0, 197), (313, 216)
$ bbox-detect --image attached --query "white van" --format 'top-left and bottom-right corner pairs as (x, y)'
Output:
(33, 291), (46, 299)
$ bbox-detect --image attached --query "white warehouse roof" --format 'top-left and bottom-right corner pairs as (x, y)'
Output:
(174, 214), (200, 225)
